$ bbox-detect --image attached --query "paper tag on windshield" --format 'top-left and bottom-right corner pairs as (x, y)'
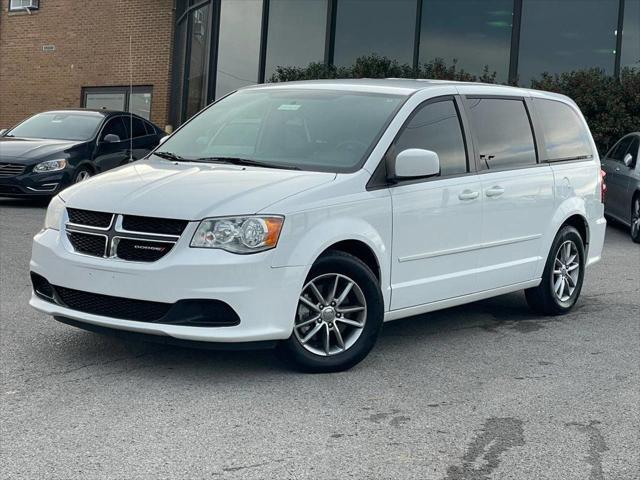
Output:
(278, 104), (301, 111)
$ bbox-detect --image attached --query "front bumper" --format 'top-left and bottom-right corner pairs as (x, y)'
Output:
(30, 228), (306, 342)
(0, 169), (71, 197)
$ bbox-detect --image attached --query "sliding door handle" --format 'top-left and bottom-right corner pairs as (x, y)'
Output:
(485, 186), (505, 197)
(458, 189), (480, 201)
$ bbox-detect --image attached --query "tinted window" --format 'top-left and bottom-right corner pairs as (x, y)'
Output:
(334, 0), (416, 67)
(419, 0), (513, 82)
(533, 99), (592, 161)
(265, 0), (328, 80)
(392, 100), (468, 176)
(518, 0), (618, 84)
(101, 117), (127, 142)
(131, 118), (147, 138)
(7, 113), (102, 141)
(627, 137), (639, 168)
(607, 136), (634, 161)
(160, 89), (404, 173)
(144, 121), (157, 135)
(466, 98), (536, 169)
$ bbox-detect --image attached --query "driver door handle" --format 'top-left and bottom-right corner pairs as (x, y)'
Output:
(485, 186), (505, 197)
(458, 189), (480, 201)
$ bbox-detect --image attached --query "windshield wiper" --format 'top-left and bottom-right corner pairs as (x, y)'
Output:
(196, 156), (300, 170)
(154, 151), (186, 162)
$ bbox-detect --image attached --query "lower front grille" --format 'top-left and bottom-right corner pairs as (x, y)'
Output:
(55, 286), (172, 322)
(30, 273), (241, 327)
(67, 231), (107, 257)
(0, 185), (23, 195)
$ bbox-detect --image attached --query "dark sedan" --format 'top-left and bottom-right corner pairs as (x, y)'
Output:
(602, 132), (640, 243)
(0, 109), (164, 197)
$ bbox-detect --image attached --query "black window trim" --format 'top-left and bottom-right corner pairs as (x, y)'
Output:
(460, 94), (542, 174)
(367, 94), (475, 190)
(529, 96), (595, 164)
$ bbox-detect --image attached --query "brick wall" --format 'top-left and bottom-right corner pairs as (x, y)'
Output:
(0, 0), (175, 129)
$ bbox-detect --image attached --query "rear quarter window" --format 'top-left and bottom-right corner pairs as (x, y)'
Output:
(533, 98), (593, 161)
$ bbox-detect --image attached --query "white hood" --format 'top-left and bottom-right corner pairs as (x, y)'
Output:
(60, 159), (336, 220)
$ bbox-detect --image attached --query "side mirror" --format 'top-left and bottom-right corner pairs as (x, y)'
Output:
(159, 135), (169, 145)
(623, 153), (633, 168)
(0, 129), (6, 136)
(103, 134), (121, 143)
(394, 148), (440, 179)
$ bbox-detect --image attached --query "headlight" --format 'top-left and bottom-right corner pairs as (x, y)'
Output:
(191, 216), (284, 253)
(43, 195), (65, 231)
(34, 159), (67, 173)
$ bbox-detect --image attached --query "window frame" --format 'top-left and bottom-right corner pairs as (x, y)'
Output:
(367, 95), (475, 190)
(81, 86), (154, 120)
(9, 0), (39, 12)
(460, 94), (542, 173)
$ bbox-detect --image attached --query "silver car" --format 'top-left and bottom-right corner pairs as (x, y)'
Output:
(602, 132), (640, 243)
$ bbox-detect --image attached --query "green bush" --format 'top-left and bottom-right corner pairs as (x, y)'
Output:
(269, 54), (639, 155)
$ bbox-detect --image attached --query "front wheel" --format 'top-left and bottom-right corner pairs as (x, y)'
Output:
(73, 166), (92, 184)
(277, 251), (383, 373)
(525, 225), (585, 315)
(630, 196), (640, 244)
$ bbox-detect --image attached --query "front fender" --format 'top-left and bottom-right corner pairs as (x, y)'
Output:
(270, 197), (392, 309)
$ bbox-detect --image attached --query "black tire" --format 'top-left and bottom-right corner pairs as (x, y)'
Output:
(72, 166), (92, 184)
(277, 251), (384, 373)
(630, 195), (640, 244)
(525, 225), (585, 315)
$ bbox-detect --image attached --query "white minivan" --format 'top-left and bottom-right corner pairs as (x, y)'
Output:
(30, 80), (606, 372)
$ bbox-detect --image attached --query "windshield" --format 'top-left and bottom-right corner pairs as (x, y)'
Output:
(159, 89), (406, 172)
(7, 112), (103, 141)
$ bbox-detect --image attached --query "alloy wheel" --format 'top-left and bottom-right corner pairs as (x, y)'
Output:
(75, 170), (91, 183)
(294, 273), (367, 356)
(552, 240), (580, 302)
(631, 198), (640, 240)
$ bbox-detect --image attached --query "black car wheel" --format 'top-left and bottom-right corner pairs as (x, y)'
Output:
(631, 195), (640, 244)
(73, 166), (92, 184)
(525, 225), (585, 315)
(277, 251), (384, 373)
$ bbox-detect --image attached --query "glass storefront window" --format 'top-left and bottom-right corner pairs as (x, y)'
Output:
(184, 3), (211, 119)
(84, 92), (126, 112)
(419, 0), (513, 82)
(333, 0), (416, 67)
(82, 87), (153, 120)
(264, 0), (328, 80)
(518, 0), (619, 85)
(621, 0), (639, 70)
(215, 0), (263, 99)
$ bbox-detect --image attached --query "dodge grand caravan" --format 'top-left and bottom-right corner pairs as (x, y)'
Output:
(30, 80), (606, 372)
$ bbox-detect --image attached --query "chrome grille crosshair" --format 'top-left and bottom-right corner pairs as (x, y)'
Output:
(65, 209), (188, 262)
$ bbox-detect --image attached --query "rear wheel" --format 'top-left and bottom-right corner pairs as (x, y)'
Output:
(631, 195), (640, 244)
(525, 225), (585, 315)
(277, 251), (383, 373)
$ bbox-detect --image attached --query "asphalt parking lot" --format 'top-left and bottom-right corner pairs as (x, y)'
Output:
(1, 198), (638, 480)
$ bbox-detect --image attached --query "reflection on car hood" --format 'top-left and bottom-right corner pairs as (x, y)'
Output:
(59, 158), (337, 220)
(0, 137), (82, 162)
